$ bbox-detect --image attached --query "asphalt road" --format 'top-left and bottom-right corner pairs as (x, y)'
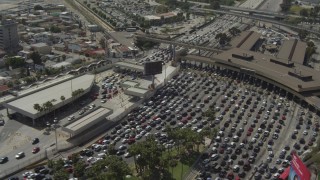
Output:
(258, 0), (281, 12)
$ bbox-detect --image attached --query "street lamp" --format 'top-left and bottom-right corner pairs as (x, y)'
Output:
(52, 119), (59, 151)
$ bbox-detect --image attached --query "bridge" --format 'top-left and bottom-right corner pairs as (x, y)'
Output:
(191, 7), (320, 36)
(134, 33), (223, 54)
(220, 5), (291, 20)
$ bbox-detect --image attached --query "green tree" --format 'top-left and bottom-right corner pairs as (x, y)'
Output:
(60, 95), (65, 108)
(86, 155), (131, 179)
(30, 51), (42, 65)
(20, 68), (26, 77)
(33, 103), (42, 114)
(78, 21), (83, 28)
(14, 79), (21, 86)
(298, 29), (309, 39)
(74, 160), (86, 177)
(210, 0), (220, 10)
(5, 56), (25, 69)
(50, 25), (61, 33)
(128, 143), (140, 174)
(300, 8), (309, 17)
(53, 169), (69, 179)
(7, 81), (13, 88)
(215, 33), (231, 45)
(186, 12), (190, 20)
(229, 27), (241, 36)
(62, 54), (66, 61)
(99, 38), (107, 48)
(34, 5), (43, 10)
(128, 136), (164, 177)
(107, 144), (117, 155)
(280, 0), (292, 12)
(104, 156), (131, 179)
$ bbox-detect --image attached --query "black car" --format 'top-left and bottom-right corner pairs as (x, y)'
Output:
(32, 138), (39, 144)
(34, 165), (45, 173)
(265, 173), (272, 179)
(0, 156), (8, 164)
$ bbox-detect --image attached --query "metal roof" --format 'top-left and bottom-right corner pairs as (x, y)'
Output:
(4, 74), (95, 119)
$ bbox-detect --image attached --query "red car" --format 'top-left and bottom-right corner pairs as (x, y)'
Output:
(32, 147), (40, 154)
(181, 119), (188, 124)
(247, 132), (251, 136)
(97, 139), (104, 144)
(282, 116), (286, 120)
(248, 127), (253, 132)
(128, 138), (136, 144)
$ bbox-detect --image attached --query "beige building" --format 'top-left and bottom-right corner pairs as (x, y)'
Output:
(30, 43), (52, 55)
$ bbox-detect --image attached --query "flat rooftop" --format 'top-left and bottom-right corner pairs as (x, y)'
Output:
(64, 107), (112, 134)
(277, 39), (306, 64)
(0, 74), (74, 105)
(4, 74), (95, 118)
(122, 81), (139, 87)
(185, 47), (320, 93)
(231, 31), (261, 50)
(115, 62), (144, 72)
(125, 87), (149, 97)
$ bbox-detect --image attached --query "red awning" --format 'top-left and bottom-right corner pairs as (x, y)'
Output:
(279, 167), (290, 180)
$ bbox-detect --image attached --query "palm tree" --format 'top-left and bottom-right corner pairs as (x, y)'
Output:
(128, 143), (141, 175)
(51, 99), (57, 118)
(42, 101), (53, 122)
(33, 103), (44, 122)
(60, 96), (65, 112)
(33, 103), (41, 113)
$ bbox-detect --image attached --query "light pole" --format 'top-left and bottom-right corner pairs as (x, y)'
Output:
(163, 62), (166, 85)
(53, 119), (59, 151)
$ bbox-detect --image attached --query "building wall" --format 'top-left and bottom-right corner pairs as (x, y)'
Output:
(0, 20), (20, 53)
(33, 45), (52, 55)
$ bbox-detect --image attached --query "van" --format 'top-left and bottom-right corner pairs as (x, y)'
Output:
(97, 153), (106, 158)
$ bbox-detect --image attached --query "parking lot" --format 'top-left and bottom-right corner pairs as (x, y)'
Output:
(11, 61), (320, 179)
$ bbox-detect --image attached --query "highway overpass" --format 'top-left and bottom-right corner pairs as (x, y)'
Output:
(191, 7), (320, 36)
(220, 5), (287, 19)
(134, 33), (223, 54)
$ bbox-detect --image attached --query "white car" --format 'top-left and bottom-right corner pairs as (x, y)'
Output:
(124, 152), (131, 158)
(101, 100), (106, 103)
(67, 115), (75, 121)
(15, 152), (25, 159)
(135, 134), (142, 140)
